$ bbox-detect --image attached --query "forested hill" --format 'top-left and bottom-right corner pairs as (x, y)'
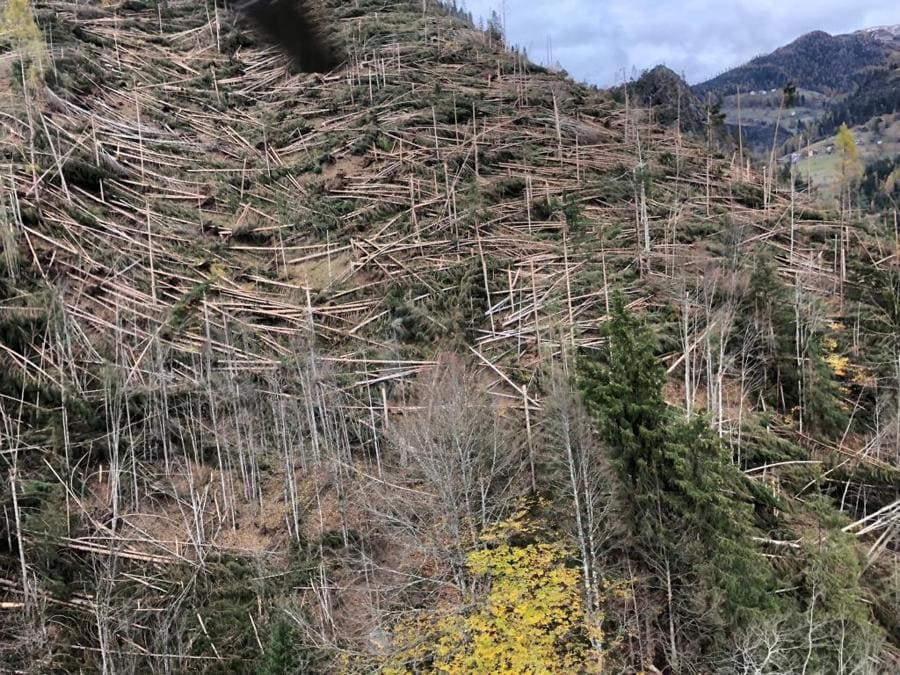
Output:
(817, 61), (900, 135)
(614, 65), (731, 150)
(695, 28), (896, 97)
(693, 25), (900, 161)
(1, 0), (898, 672)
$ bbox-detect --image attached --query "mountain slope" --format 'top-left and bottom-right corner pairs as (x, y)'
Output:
(818, 60), (900, 134)
(0, 1), (897, 672)
(695, 28), (895, 97)
(695, 26), (900, 161)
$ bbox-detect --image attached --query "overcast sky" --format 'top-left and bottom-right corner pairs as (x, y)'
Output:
(461, 1), (900, 87)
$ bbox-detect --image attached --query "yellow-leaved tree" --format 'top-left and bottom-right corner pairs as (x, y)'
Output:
(835, 122), (862, 213)
(2, 0), (47, 86)
(383, 510), (604, 674)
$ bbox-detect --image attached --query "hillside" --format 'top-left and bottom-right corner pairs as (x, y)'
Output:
(792, 113), (900, 200)
(787, 62), (900, 201)
(1, 1), (898, 672)
(818, 61), (900, 136)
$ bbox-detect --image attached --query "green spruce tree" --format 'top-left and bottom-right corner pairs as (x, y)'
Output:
(579, 296), (775, 627)
(579, 295), (667, 511)
(257, 619), (303, 675)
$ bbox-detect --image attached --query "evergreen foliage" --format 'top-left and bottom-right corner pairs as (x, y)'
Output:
(257, 619), (304, 675)
(741, 252), (848, 436)
(0, 1), (896, 672)
(818, 65), (900, 137)
(578, 296), (775, 628)
(860, 155), (900, 212)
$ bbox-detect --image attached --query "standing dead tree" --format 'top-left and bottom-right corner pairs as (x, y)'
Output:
(542, 368), (615, 658)
(380, 356), (523, 589)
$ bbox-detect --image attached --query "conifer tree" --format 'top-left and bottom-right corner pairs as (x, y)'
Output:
(579, 296), (775, 626)
(579, 295), (667, 512)
(745, 251), (795, 407)
(742, 252), (848, 436)
(257, 619), (302, 675)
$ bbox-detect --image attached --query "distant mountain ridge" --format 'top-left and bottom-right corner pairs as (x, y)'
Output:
(687, 24), (900, 157)
(2, 1), (899, 670)
(695, 28), (896, 98)
(855, 24), (900, 45)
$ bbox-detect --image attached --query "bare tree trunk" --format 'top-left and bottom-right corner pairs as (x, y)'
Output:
(9, 467), (31, 610)
(664, 553), (679, 672)
(682, 290), (693, 417)
(801, 584), (818, 675)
